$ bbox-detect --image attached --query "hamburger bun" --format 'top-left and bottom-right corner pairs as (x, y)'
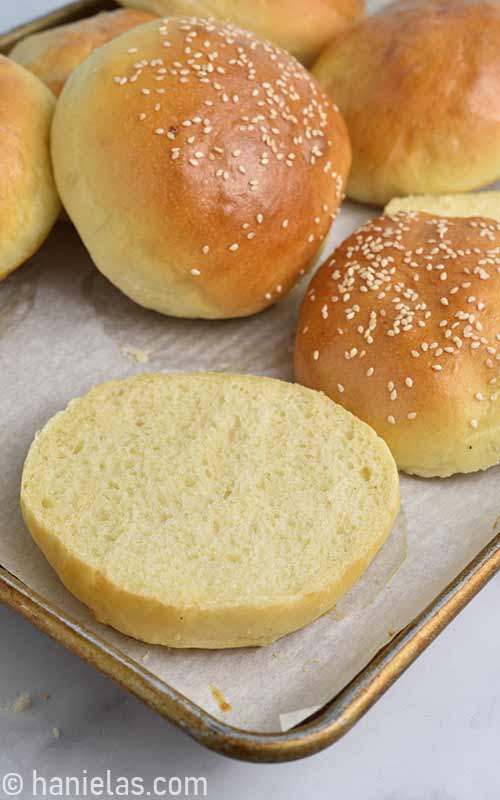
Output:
(312, 0), (500, 205)
(21, 372), (399, 649)
(295, 212), (500, 477)
(118, 0), (364, 65)
(385, 192), (500, 222)
(51, 16), (351, 319)
(9, 9), (157, 97)
(0, 56), (60, 282)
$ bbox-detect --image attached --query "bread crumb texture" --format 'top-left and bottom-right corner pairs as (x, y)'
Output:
(21, 373), (399, 648)
(3, 692), (32, 713)
(385, 193), (500, 222)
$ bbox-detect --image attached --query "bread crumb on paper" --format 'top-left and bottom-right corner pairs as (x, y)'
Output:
(121, 344), (151, 364)
(210, 685), (232, 713)
(52, 727), (61, 739)
(3, 692), (32, 713)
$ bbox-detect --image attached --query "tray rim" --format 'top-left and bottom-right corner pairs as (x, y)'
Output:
(2, 0), (500, 764)
(2, 531), (500, 762)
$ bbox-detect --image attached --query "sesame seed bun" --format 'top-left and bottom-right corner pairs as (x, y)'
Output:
(9, 9), (157, 98)
(51, 17), (350, 319)
(0, 56), (60, 282)
(312, 0), (500, 206)
(118, 0), (364, 66)
(295, 212), (500, 477)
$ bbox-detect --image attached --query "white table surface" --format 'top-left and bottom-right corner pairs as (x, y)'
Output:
(1, 2), (500, 798)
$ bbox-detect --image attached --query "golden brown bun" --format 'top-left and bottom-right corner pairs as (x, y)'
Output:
(118, 0), (364, 65)
(312, 0), (500, 206)
(0, 56), (60, 282)
(52, 17), (351, 319)
(295, 212), (500, 477)
(9, 9), (157, 97)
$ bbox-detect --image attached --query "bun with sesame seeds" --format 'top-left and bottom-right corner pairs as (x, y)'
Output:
(117, 0), (364, 66)
(312, 0), (500, 206)
(295, 212), (500, 478)
(51, 16), (350, 320)
(0, 56), (60, 282)
(21, 372), (399, 649)
(9, 9), (157, 98)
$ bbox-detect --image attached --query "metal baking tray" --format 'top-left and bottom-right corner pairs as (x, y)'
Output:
(1, 0), (500, 763)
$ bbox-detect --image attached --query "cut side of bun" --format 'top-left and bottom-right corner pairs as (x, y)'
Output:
(385, 192), (500, 222)
(21, 373), (399, 649)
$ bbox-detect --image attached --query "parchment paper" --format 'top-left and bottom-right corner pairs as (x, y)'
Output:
(2, 197), (500, 733)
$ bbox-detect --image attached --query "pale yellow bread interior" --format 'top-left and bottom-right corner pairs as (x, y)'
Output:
(385, 192), (500, 221)
(21, 373), (399, 649)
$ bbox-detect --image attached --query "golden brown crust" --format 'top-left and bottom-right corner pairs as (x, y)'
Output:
(9, 9), (157, 97)
(119, 0), (364, 65)
(295, 212), (500, 477)
(52, 17), (351, 319)
(312, 0), (500, 205)
(0, 56), (60, 282)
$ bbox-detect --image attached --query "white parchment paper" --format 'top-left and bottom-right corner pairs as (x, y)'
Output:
(2, 199), (500, 733)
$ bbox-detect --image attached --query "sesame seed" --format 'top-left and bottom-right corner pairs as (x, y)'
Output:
(387, 415), (396, 425)
(190, 268), (201, 276)
(229, 243), (239, 252)
(313, 350), (320, 361)
(337, 383), (345, 393)
(470, 419), (478, 429)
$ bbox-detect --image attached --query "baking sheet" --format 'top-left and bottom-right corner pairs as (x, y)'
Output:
(2, 199), (500, 733)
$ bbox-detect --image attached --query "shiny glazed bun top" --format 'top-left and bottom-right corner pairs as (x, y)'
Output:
(313, 0), (500, 205)
(295, 212), (500, 477)
(52, 16), (351, 319)
(118, 0), (365, 65)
